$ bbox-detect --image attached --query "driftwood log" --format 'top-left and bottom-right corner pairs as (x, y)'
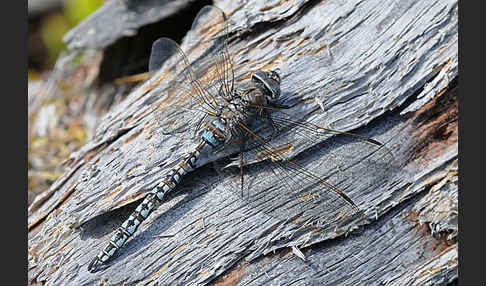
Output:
(28, 0), (458, 285)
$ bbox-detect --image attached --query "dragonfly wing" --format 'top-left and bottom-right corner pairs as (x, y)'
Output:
(186, 5), (234, 101)
(148, 37), (218, 113)
(149, 5), (233, 97)
(215, 110), (395, 233)
(218, 148), (364, 231)
(242, 106), (395, 168)
(146, 5), (234, 140)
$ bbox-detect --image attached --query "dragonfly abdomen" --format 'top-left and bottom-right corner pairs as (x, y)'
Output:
(88, 122), (227, 272)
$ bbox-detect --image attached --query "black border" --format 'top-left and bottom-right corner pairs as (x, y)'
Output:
(18, 0), (28, 285)
(458, 0), (481, 285)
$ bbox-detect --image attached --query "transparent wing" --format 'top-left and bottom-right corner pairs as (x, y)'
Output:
(185, 5), (234, 101)
(147, 5), (233, 104)
(146, 5), (234, 139)
(148, 37), (219, 114)
(215, 107), (396, 233)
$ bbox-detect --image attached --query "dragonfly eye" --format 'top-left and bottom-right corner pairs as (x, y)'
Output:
(251, 70), (281, 100)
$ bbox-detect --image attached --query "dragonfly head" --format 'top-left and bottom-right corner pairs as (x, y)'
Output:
(251, 70), (281, 100)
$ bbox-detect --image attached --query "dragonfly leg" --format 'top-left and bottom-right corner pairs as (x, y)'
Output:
(263, 110), (280, 139)
(267, 101), (295, 109)
(239, 147), (244, 198)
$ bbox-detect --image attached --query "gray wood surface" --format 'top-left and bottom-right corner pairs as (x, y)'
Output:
(63, 0), (194, 50)
(28, 0), (458, 285)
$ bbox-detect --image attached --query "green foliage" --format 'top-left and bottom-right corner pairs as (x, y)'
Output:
(65, 0), (103, 25)
(40, 12), (70, 65)
(39, 0), (103, 68)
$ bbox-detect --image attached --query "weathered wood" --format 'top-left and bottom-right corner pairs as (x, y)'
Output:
(63, 0), (195, 50)
(28, 0), (458, 285)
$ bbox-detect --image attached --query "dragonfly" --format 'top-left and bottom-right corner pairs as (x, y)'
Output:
(88, 5), (393, 273)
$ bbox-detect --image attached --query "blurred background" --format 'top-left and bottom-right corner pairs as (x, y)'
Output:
(28, 0), (104, 206)
(27, 0), (212, 207)
(28, 0), (103, 77)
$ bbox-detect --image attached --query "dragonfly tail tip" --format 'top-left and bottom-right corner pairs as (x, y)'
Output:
(87, 257), (101, 273)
